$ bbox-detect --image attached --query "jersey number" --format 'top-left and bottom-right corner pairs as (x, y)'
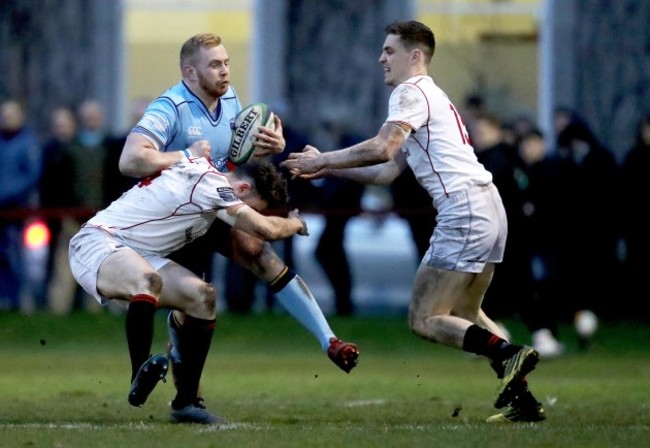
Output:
(449, 103), (471, 145)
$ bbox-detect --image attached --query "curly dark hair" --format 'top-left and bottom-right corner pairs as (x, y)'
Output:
(233, 160), (289, 210)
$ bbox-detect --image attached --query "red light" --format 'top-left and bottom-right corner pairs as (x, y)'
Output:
(24, 221), (51, 249)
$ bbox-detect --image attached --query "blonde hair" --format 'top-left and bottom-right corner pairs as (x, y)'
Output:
(179, 33), (222, 68)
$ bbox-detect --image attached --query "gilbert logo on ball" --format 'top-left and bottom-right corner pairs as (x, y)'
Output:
(228, 103), (274, 166)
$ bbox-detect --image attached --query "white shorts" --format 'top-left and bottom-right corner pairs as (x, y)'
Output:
(423, 183), (507, 273)
(68, 226), (171, 304)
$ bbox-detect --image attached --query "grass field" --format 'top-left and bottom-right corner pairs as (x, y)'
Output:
(0, 310), (648, 447)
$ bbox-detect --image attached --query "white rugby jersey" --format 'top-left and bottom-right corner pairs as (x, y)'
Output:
(386, 75), (492, 209)
(86, 157), (243, 255)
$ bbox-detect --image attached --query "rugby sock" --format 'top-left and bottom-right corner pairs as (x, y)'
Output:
(462, 324), (521, 362)
(167, 312), (215, 409)
(269, 268), (335, 351)
(126, 294), (158, 382)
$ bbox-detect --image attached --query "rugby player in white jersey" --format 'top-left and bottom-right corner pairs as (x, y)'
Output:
(70, 157), (308, 424)
(282, 20), (545, 423)
(117, 34), (359, 423)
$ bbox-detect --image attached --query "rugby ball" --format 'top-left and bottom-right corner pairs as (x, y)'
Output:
(228, 102), (275, 166)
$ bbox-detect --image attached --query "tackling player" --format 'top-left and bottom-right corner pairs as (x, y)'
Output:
(70, 157), (307, 424)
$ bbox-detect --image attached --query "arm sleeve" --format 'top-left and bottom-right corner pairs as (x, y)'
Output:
(386, 84), (428, 132)
(131, 98), (177, 151)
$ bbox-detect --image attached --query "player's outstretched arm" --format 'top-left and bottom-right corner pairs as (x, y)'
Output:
(221, 205), (308, 241)
(281, 123), (406, 176)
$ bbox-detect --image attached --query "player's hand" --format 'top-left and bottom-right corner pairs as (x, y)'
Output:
(253, 114), (285, 157)
(280, 145), (325, 179)
(187, 139), (212, 158)
(288, 208), (309, 236)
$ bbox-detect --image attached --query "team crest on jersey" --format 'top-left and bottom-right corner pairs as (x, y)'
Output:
(217, 187), (237, 202)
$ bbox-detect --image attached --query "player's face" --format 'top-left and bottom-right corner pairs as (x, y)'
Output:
(379, 34), (412, 86)
(195, 45), (231, 99)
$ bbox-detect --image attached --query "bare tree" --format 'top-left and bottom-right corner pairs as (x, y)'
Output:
(0, 0), (121, 139)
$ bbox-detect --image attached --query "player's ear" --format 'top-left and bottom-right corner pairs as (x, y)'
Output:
(182, 65), (196, 80)
(412, 48), (422, 65)
(234, 181), (252, 198)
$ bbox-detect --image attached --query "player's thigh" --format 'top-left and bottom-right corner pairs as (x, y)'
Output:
(157, 261), (216, 319)
(96, 249), (160, 300)
(453, 263), (496, 319)
(410, 264), (474, 317)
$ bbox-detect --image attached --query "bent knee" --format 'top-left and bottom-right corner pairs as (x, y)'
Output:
(195, 282), (217, 316)
(142, 272), (163, 296)
(408, 308), (446, 339)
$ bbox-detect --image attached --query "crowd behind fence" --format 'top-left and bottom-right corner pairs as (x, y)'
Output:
(1, 97), (649, 328)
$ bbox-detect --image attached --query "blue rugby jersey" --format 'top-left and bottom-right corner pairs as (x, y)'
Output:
(132, 81), (241, 172)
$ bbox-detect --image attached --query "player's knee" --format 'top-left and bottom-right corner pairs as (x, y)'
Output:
(142, 272), (163, 296)
(408, 308), (443, 340)
(195, 282), (217, 316)
(409, 315), (427, 338)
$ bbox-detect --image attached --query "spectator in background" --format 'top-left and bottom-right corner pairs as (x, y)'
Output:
(39, 107), (84, 314)
(620, 114), (650, 322)
(552, 106), (591, 151)
(313, 122), (365, 316)
(75, 99), (108, 210)
(103, 98), (150, 205)
(0, 99), (42, 311)
(508, 113), (537, 145)
(391, 168), (437, 261)
(514, 129), (564, 357)
(554, 121), (621, 320)
(471, 112), (530, 321)
(41, 99), (110, 314)
(460, 93), (485, 143)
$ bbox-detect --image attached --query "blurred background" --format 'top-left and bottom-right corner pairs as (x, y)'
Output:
(1, 0), (649, 344)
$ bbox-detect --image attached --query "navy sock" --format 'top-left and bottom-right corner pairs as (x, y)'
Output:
(168, 313), (215, 409)
(126, 294), (158, 381)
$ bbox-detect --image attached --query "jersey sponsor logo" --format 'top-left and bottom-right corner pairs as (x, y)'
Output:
(216, 187), (237, 202)
(187, 126), (202, 137)
(185, 227), (193, 243)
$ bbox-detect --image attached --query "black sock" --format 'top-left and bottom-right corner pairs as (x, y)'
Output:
(126, 294), (158, 382)
(170, 315), (216, 409)
(462, 324), (521, 362)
